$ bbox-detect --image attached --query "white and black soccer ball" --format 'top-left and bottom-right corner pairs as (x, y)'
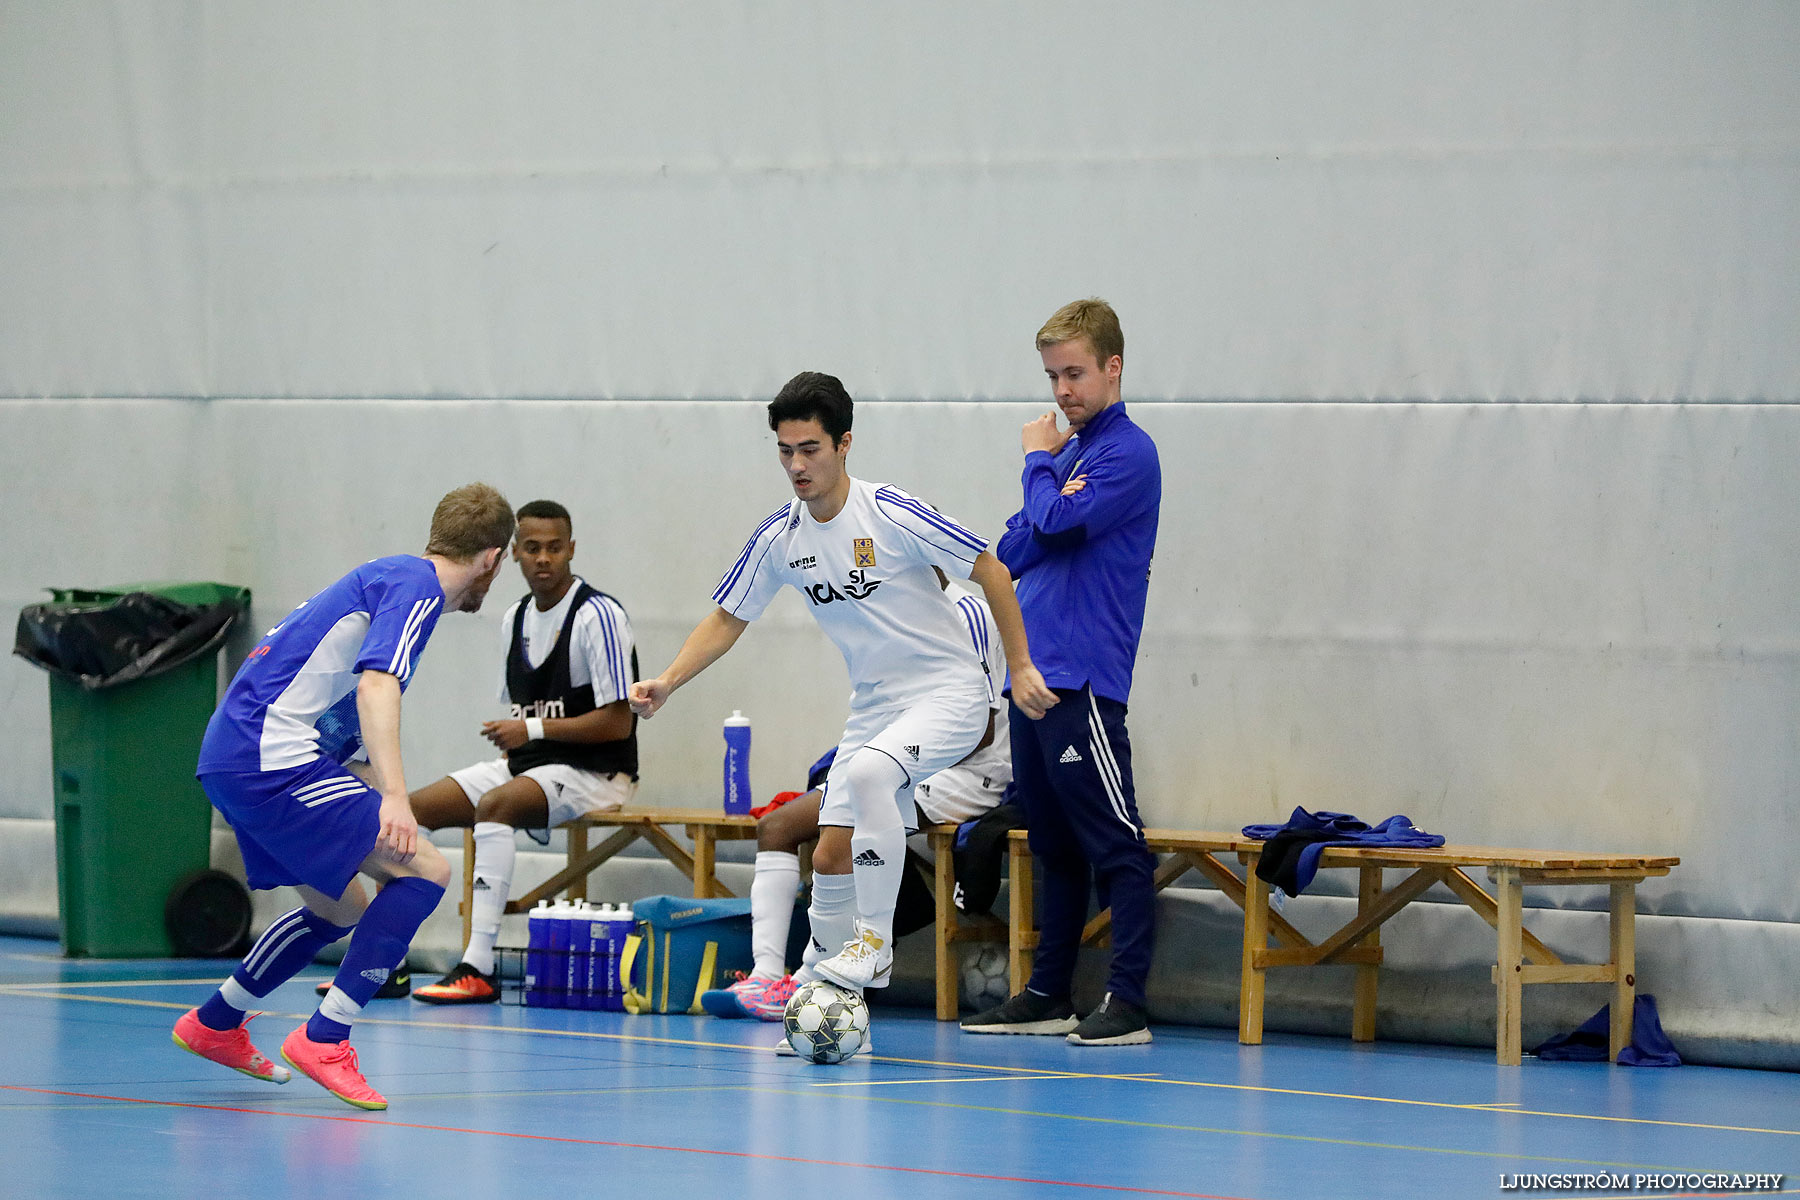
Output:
(782, 980), (870, 1064)
(960, 943), (1010, 1010)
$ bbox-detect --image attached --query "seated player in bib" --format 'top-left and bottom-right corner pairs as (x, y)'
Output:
(403, 499), (640, 1004)
(702, 569), (1014, 1020)
(172, 484), (514, 1111)
(630, 371), (1056, 1003)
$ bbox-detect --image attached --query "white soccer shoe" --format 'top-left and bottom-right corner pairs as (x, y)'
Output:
(813, 923), (892, 993)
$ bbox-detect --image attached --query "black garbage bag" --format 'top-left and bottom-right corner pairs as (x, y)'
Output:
(14, 592), (246, 690)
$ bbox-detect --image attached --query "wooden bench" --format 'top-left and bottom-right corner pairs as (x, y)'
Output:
(463, 810), (1675, 1063)
(963, 829), (1675, 1065)
(925, 826), (1260, 1021)
(1233, 842), (1678, 1065)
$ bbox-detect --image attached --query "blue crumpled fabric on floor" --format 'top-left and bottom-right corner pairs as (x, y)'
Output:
(1533, 994), (1682, 1066)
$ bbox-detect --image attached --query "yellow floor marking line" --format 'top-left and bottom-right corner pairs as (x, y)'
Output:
(744, 1085), (1711, 1177)
(0, 977), (259, 990)
(4, 984), (1796, 1139)
(808, 1073), (1134, 1088)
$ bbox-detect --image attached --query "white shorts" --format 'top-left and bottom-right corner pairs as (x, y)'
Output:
(819, 686), (989, 834)
(914, 763), (1008, 826)
(448, 757), (636, 828)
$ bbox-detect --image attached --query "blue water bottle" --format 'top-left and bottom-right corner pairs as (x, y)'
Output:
(545, 899), (576, 1009)
(601, 902), (634, 1012)
(723, 709), (753, 815)
(562, 902), (589, 1009)
(580, 904), (610, 1011)
(525, 900), (553, 1007)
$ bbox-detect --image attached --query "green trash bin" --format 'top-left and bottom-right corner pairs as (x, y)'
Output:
(18, 582), (251, 957)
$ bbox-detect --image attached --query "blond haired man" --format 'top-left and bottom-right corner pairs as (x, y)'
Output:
(174, 484), (514, 1110)
(962, 299), (1163, 1046)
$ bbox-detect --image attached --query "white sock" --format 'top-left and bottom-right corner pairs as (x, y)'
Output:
(219, 977), (257, 1013)
(750, 850), (801, 979)
(464, 821), (516, 976)
(318, 985), (365, 1027)
(796, 871), (858, 984)
(841, 749), (910, 950)
(849, 818), (905, 951)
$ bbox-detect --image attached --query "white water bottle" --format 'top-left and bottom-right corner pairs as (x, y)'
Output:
(723, 710), (752, 815)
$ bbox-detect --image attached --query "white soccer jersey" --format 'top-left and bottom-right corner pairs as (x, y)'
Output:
(942, 578), (1012, 783)
(493, 578), (633, 706)
(713, 478), (990, 712)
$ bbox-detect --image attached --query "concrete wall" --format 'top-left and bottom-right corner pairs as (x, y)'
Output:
(2, 3), (1796, 1064)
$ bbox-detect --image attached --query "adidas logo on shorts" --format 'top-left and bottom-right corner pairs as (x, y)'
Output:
(1059, 745), (1083, 764)
(904, 744), (920, 760)
(852, 848), (887, 868)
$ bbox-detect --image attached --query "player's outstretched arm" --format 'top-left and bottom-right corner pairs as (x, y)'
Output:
(356, 669), (418, 862)
(628, 607), (749, 719)
(483, 699), (633, 750)
(968, 552), (1058, 721)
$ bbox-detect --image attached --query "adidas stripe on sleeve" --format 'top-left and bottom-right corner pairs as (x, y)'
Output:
(578, 594), (634, 704)
(711, 503), (794, 620)
(354, 571), (443, 683)
(873, 485), (989, 576)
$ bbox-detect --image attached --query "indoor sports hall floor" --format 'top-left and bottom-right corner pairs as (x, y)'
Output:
(1, 936), (1794, 1199)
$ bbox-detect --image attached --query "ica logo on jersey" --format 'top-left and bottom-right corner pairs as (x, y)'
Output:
(805, 568), (883, 607)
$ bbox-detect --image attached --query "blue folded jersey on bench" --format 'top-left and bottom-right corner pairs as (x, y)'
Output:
(1241, 807), (1445, 897)
(1533, 994), (1682, 1066)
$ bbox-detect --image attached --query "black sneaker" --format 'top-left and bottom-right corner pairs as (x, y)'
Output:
(314, 968), (412, 1000)
(1067, 993), (1151, 1046)
(959, 989), (1078, 1035)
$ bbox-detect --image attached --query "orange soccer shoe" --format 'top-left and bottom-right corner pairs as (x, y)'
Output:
(279, 1027), (388, 1110)
(172, 1009), (291, 1084)
(412, 963), (500, 1005)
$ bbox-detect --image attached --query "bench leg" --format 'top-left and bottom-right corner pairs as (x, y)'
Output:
(1610, 881), (1637, 1063)
(932, 829), (956, 1021)
(1494, 865), (1524, 1066)
(1353, 866), (1382, 1042)
(1007, 836), (1034, 994)
(567, 824), (589, 903)
(1238, 868), (1269, 1045)
(693, 828), (716, 899)
(461, 827), (476, 949)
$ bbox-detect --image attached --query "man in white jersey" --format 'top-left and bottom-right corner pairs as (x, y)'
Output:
(701, 569), (1013, 1020)
(173, 484), (513, 1111)
(630, 371), (1056, 1001)
(395, 499), (639, 1004)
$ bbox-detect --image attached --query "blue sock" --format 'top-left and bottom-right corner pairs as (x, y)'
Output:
(197, 906), (353, 1031)
(306, 876), (443, 1043)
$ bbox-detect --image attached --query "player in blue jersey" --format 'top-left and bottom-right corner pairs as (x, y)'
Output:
(172, 483), (515, 1110)
(961, 298), (1163, 1046)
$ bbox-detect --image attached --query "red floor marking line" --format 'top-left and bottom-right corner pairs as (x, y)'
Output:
(1, 1084), (1249, 1199)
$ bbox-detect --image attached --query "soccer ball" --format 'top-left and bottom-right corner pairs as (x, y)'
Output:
(782, 980), (870, 1064)
(960, 943), (1010, 1010)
